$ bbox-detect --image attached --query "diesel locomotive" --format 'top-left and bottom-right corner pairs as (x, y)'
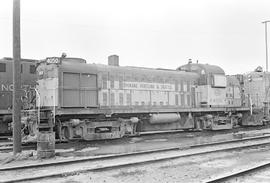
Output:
(0, 57), (37, 136)
(34, 55), (259, 141)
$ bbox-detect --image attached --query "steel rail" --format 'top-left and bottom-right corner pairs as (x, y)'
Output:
(205, 161), (270, 183)
(0, 145), (36, 151)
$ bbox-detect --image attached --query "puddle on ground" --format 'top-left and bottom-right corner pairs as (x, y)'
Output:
(76, 147), (99, 152)
(185, 134), (195, 137)
(55, 148), (75, 153)
(129, 137), (143, 143)
(144, 139), (168, 142)
(52, 128), (270, 158)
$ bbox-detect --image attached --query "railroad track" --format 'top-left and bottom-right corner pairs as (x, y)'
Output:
(1, 135), (270, 183)
(0, 139), (65, 152)
(1, 125), (269, 152)
(0, 142), (36, 151)
(206, 161), (270, 183)
(0, 129), (193, 152)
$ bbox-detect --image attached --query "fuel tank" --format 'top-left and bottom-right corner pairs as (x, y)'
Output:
(149, 113), (181, 124)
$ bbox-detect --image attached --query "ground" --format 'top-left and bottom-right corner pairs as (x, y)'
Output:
(1, 127), (270, 182)
(38, 145), (270, 183)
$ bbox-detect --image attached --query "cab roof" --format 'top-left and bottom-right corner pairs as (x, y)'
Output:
(177, 63), (225, 75)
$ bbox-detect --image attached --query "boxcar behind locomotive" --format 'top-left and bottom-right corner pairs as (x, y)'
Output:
(36, 55), (251, 141)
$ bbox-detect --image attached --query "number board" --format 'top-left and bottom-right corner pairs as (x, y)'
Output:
(46, 57), (61, 64)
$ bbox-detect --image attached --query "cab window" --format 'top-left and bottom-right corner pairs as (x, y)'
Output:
(30, 65), (36, 74)
(0, 63), (6, 72)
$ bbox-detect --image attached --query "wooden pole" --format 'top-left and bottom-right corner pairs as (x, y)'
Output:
(262, 21), (270, 116)
(262, 21), (270, 72)
(13, 0), (22, 154)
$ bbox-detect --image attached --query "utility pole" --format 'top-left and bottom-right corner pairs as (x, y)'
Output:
(262, 21), (270, 72)
(13, 0), (22, 154)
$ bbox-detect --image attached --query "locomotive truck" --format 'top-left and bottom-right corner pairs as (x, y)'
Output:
(34, 55), (257, 141)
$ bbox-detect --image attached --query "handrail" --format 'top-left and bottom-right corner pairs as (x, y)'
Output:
(34, 88), (40, 125)
(53, 89), (56, 125)
(249, 94), (253, 115)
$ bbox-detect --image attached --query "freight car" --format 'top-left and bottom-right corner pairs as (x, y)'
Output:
(34, 55), (256, 141)
(0, 57), (37, 136)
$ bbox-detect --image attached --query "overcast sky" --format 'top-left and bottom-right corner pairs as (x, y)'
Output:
(0, 0), (269, 74)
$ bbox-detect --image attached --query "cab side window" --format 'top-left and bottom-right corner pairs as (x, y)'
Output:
(30, 65), (36, 74)
(0, 63), (6, 72)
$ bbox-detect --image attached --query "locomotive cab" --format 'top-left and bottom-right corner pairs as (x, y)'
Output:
(178, 62), (227, 107)
(178, 62), (238, 130)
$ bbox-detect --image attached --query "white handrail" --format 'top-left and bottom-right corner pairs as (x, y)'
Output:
(249, 95), (253, 115)
(53, 88), (56, 125)
(34, 88), (40, 125)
